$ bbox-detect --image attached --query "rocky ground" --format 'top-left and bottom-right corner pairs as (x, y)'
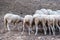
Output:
(0, 31), (60, 40)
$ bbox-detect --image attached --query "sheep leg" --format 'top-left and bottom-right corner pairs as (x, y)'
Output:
(53, 20), (55, 35)
(22, 22), (25, 33)
(58, 26), (60, 32)
(28, 23), (32, 35)
(23, 25), (24, 32)
(28, 27), (31, 35)
(21, 23), (25, 34)
(13, 22), (17, 30)
(35, 24), (38, 35)
(56, 23), (60, 32)
(56, 20), (60, 32)
(51, 25), (55, 36)
(48, 26), (51, 35)
(48, 20), (51, 35)
(50, 19), (55, 36)
(4, 19), (7, 29)
(7, 23), (10, 31)
(14, 23), (19, 31)
(43, 23), (47, 35)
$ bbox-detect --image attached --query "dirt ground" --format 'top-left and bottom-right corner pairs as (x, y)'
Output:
(0, 31), (60, 40)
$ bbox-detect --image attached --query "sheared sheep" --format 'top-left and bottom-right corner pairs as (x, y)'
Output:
(35, 10), (44, 15)
(47, 10), (57, 15)
(47, 9), (52, 15)
(54, 15), (60, 32)
(33, 13), (47, 35)
(47, 15), (55, 35)
(23, 15), (33, 35)
(56, 10), (60, 14)
(40, 8), (48, 15)
(40, 15), (55, 35)
(33, 14), (41, 35)
(4, 13), (23, 31)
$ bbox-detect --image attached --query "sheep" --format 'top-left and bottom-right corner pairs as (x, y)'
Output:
(23, 15), (33, 35)
(47, 10), (57, 15)
(33, 13), (48, 35)
(34, 9), (60, 35)
(47, 10), (60, 34)
(54, 15), (60, 32)
(52, 11), (59, 15)
(56, 10), (60, 14)
(47, 10), (60, 33)
(56, 10), (60, 13)
(40, 8), (48, 15)
(33, 14), (41, 35)
(33, 14), (56, 35)
(47, 9), (60, 15)
(35, 10), (44, 15)
(47, 15), (60, 35)
(34, 9), (59, 35)
(33, 9), (50, 35)
(4, 13), (23, 31)
(47, 9), (52, 15)
(40, 15), (48, 35)
(47, 15), (55, 35)
(39, 15), (55, 35)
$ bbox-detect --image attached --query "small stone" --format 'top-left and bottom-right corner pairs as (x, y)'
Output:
(38, 37), (41, 39)
(52, 38), (55, 40)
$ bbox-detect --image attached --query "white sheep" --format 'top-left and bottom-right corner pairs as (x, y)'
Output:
(40, 8), (48, 15)
(33, 9), (49, 35)
(33, 14), (41, 35)
(33, 14), (56, 35)
(56, 10), (60, 12)
(40, 15), (55, 35)
(33, 13), (47, 35)
(23, 15), (33, 35)
(47, 9), (52, 15)
(54, 15), (60, 32)
(47, 15), (55, 35)
(34, 9), (60, 35)
(47, 15), (60, 35)
(4, 13), (23, 31)
(47, 10), (57, 15)
(47, 9), (60, 15)
(47, 10), (60, 33)
(56, 10), (60, 14)
(40, 15), (48, 35)
(39, 15), (55, 35)
(34, 9), (58, 35)
(35, 10), (44, 15)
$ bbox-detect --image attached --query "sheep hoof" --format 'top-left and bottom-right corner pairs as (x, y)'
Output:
(45, 34), (46, 35)
(49, 33), (51, 35)
(29, 33), (30, 35)
(8, 29), (10, 32)
(53, 33), (55, 36)
(29, 34), (30, 35)
(21, 32), (24, 35)
(44, 32), (47, 35)
(53, 34), (55, 36)
(35, 33), (37, 36)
